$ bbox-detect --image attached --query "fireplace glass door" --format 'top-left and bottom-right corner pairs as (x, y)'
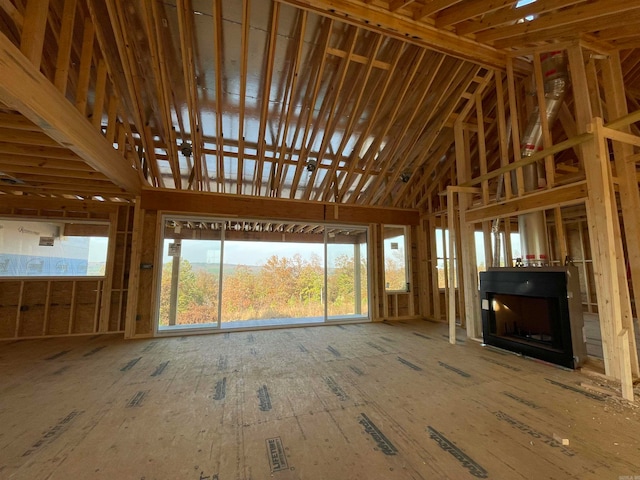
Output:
(489, 294), (563, 352)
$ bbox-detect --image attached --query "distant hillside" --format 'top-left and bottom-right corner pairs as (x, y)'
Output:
(189, 263), (262, 276)
(187, 263), (339, 276)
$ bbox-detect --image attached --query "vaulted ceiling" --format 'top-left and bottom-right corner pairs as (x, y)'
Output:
(1, 0), (640, 207)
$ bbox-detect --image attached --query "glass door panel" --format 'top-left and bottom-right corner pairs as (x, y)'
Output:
(220, 223), (325, 328)
(326, 226), (368, 321)
(158, 219), (222, 331)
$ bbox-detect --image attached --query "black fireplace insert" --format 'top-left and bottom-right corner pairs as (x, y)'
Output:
(479, 266), (586, 369)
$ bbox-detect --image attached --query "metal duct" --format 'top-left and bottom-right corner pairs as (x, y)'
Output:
(516, 51), (569, 266)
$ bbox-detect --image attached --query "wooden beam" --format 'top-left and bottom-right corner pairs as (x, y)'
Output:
(140, 188), (420, 226)
(457, 0), (586, 36)
(0, 32), (141, 193)
(477, 0), (639, 43)
(275, 0), (525, 73)
(436, 0), (515, 28)
(465, 181), (588, 223)
(601, 53), (640, 378)
(460, 133), (591, 188)
(0, 154), (93, 171)
(585, 117), (636, 386)
(389, 0), (416, 12)
(0, 193), (121, 212)
(414, 0), (464, 20)
(491, 7), (640, 49)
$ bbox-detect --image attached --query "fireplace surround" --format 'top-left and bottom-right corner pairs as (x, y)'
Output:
(479, 266), (587, 369)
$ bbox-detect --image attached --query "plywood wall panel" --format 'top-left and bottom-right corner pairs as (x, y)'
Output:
(47, 281), (73, 335)
(135, 210), (159, 336)
(0, 282), (21, 338)
(71, 281), (99, 334)
(109, 292), (121, 332)
(18, 281), (48, 337)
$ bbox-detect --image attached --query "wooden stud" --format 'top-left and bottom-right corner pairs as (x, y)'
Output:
(619, 329), (635, 401)
(506, 57), (525, 196)
(212, 0), (225, 193)
(272, 11), (309, 198)
(446, 187), (456, 344)
(600, 53), (640, 376)
(124, 199), (144, 338)
(495, 70), (512, 200)
(15, 281), (24, 338)
(75, 17), (95, 115)
(54, 0), (77, 94)
(20, 0), (49, 67)
(176, 0), (204, 190)
(254, 2), (280, 197)
(92, 60), (108, 129)
(532, 52), (555, 189)
(42, 281), (51, 336)
(237, 0), (250, 194)
(554, 207), (568, 263)
(276, 0), (517, 72)
(68, 281), (77, 334)
(143, 0), (181, 188)
(429, 214), (441, 321)
(476, 91), (489, 204)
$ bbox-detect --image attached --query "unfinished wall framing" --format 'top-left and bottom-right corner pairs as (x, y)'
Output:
(0, 198), (134, 339)
(420, 42), (640, 399)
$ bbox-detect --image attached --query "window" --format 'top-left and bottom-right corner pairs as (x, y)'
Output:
(383, 225), (408, 292)
(0, 219), (109, 277)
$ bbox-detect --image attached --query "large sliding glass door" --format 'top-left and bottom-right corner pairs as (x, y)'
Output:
(156, 216), (370, 332)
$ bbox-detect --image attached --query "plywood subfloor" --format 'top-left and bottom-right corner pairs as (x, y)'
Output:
(0, 320), (639, 479)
